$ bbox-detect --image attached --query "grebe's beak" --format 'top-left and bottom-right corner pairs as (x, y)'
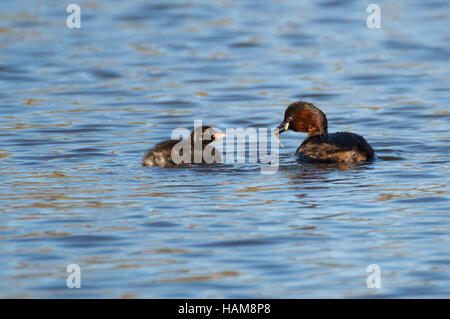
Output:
(276, 121), (289, 134)
(273, 122), (288, 148)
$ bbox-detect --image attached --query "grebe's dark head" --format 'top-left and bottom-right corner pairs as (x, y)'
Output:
(276, 101), (328, 137)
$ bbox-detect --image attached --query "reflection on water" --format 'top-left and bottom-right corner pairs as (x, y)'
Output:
(0, 0), (449, 298)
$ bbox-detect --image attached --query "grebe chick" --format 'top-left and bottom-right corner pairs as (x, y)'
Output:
(143, 126), (225, 167)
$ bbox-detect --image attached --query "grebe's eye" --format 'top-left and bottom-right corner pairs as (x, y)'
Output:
(203, 129), (213, 139)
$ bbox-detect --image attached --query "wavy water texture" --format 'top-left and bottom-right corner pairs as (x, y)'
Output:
(0, 0), (449, 298)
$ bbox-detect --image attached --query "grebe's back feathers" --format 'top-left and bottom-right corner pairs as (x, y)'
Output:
(296, 132), (374, 163)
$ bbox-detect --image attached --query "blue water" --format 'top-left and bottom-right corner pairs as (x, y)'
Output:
(0, 0), (449, 298)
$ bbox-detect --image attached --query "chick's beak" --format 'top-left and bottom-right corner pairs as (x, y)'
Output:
(212, 131), (226, 140)
(277, 121), (289, 134)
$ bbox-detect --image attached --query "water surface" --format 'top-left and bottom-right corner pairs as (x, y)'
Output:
(0, 0), (449, 298)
